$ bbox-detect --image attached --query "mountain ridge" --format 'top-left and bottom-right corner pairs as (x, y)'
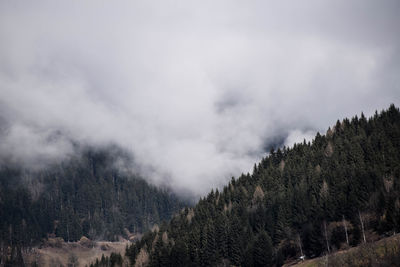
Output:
(0, 145), (186, 253)
(126, 104), (400, 267)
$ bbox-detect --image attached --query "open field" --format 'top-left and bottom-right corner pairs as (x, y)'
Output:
(290, 234), (400, 267)
(22, 238), (130, 267)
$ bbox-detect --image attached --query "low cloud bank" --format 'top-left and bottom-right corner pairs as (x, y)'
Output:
(0, 1), (399, 197)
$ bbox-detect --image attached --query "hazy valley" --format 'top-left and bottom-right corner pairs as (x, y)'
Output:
(1, 1), (400, 266)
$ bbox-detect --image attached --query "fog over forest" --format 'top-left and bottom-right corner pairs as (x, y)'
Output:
(1, 0), (399, 197)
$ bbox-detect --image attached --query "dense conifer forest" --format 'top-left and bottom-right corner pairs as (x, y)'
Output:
(0, 147), (184, 248)
(126, 105), (400, 266)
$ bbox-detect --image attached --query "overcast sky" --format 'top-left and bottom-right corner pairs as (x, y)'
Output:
(0, 0), (399, 197)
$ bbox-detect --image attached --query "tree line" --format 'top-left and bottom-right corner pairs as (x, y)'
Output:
(126, 104), (400, 266)
(0, 147), (185, 265)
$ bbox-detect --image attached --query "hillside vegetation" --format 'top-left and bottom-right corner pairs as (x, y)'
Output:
(126, 105), (400, 267)
(296, 233), (400, 267)
(23, 239), (129, 267)
(0, 147), (185, 265)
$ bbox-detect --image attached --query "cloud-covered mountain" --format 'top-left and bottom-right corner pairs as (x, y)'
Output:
(1, 1), (399, 197)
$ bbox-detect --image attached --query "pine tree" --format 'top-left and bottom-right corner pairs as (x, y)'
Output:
(253, 231), (274, 267)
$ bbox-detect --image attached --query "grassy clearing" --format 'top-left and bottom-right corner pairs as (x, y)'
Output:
(293, 234), (400, 267)
(23, 239), (129, 267)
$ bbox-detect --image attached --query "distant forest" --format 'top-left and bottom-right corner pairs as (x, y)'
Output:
(126, 105), (400, 267)
(0, 147), (185, 247)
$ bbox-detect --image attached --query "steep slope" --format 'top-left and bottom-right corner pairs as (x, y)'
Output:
(126, 105), (400, 267)
(294, 233), (400, 267)
(0, 147), (185, 250)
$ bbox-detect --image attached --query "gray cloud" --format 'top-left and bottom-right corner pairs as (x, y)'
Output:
(0, 0), (399, 197)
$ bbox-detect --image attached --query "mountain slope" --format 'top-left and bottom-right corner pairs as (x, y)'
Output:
(126, 104), (400, 267)
(0, 147), (185, 249)
(295, 233), (400, 267)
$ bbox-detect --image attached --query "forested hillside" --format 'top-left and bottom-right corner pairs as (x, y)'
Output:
(126, 105), (400, 267)
(0, 147), (184, 248)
